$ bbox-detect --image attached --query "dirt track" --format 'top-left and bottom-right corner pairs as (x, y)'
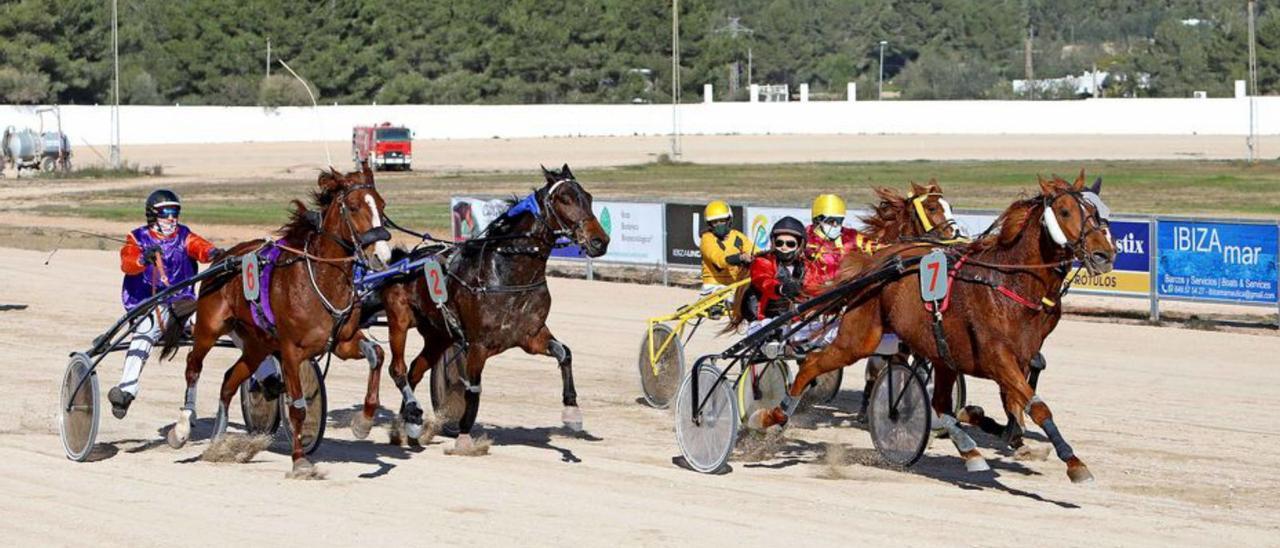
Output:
(1, 246), (1277, 546)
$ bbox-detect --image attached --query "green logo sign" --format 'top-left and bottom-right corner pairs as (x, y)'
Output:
(599, 207), (613, 236)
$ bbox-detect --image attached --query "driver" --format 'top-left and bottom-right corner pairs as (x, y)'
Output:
(699, 200), (754, 295)
(108, 190), (279, 419)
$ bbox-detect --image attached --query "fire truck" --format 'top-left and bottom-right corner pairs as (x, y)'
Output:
(352, 122), (413, 171)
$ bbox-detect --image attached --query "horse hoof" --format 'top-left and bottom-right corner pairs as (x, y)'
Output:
(404, 420), (424, 440)
(965, 455), (991, 473)
(561, 406), (584, 432)
(957, 405), (984, 424)
(168, 409), (193, 448)
(450, 434), (474, 453)
(351, 412), (373, 440)
(286, 458), (325, 480)
(1068, 461), (1095, 484)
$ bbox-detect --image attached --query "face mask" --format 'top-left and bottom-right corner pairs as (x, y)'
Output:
(711, 223), (730, 238)
(821, 223), (842, 240)
(156, 217), (178, 236)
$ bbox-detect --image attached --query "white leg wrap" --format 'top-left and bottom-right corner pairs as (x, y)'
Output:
(252, 355), (280, 382)
(119, 313), (162, 397)
(936, 412), (977, 453)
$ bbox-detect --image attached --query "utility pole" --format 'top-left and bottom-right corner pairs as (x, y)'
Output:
(266, 38), (271, 79)
(715, 17), (755, 98)
(671, 0), (681, 157)
(1247, 0), (1259, 163)
(110, 0), (120, 168)
(878, 41), (887, 100)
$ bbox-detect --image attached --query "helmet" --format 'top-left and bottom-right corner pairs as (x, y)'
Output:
(770, 216), (806, 239)
(145, 189), (181, 222)
(704, 200), (732, 222)
(811, 194), (847, 220)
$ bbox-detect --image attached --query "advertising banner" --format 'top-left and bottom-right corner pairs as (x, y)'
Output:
(664, 203), (746, 266)
(451, 197), (515, 241)
(743, 206), (871, 251)
(1157, 220), (1278, 304)
(551, 201), (664, 264)
(1069, 219), (1151, 295)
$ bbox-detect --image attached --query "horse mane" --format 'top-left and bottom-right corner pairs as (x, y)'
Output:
(858, 187), (907, 242)
(474, 195), (525, 238)
(961, 194), (1044, 254)
(277, 170), (346, 244)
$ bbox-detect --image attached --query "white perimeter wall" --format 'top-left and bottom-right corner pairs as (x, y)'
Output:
(2, 98), (1276, 146)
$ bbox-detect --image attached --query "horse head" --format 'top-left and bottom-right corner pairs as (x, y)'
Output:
(540, 163), (609, 258)
(1037, 171), (1114, 274)
(317, 161), (392, 270)
(906, 179), (959, 240)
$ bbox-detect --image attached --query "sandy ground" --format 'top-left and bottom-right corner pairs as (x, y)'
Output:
(46, 133), (1264, 180)
(1, 246), (1277, 546)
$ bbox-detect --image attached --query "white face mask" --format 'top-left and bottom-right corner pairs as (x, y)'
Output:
(821, 223), (842, 240)
(156, 217), (178, 236)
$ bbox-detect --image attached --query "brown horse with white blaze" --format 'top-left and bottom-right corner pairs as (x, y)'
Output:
(751, 173), (1115, 483)
(161, 165), (393, 476)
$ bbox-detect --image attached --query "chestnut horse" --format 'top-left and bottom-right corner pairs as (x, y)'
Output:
(161, 165), (393, 476)
(372, 164), (609, 452)
(752, 173), (1114, 483)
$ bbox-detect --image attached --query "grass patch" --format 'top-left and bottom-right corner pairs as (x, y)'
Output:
(17, 159), (1280, 236)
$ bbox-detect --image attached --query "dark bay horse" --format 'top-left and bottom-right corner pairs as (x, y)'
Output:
(162, 165), (392, 476)
(373, 164), (608, 452)
(752, 173), (1115, 483)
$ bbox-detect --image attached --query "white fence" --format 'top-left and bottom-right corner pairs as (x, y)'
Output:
(3, 97), (1277, 146)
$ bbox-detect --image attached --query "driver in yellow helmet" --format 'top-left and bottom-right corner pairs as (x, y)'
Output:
(699, 200), (755, 294)
(803, 194), (878, 295)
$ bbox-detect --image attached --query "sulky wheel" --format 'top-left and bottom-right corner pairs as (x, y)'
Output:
(913, 356), (967, 416)
(59, 352), (100, 462)
(280, 359), (326, 455)
(674, 360), (739, 474)
(429, 342), (467, 437)
(737, 360), (790, 423)
(636, 323), (684, 409)
(868, 362), (932, 467)
(237, 372), (282, 436)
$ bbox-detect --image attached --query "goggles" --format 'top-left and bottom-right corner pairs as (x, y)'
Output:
(156, 206), (181, 219)
(819, 216), (844, 227)
(772, 238), (799, 250)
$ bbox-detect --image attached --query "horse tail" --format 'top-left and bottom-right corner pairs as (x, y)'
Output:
(721, 282), (752, 334)
(158, 303), (196, 361)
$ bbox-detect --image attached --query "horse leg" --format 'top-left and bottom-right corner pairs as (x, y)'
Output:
(212, 342), (270, 442)
(998, 374), (1092, 483)
(167, 311), (228, 449)
(277, 345), (314, 474)
(452, 347), (489, 452)
(330, 332), (385, 440)
(519, 324), (582, 431)
(930, 364), (990, 472)
(750, 305), (883, 429)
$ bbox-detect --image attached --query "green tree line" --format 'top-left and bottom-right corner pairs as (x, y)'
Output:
(1, 0), (1276, 105)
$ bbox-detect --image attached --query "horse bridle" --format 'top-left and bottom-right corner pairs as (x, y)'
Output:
(908, 191), (962, 240)
(300, 182), (391, 316)
(1041, 189), (1109, 270)
(534, 178), (594, 249)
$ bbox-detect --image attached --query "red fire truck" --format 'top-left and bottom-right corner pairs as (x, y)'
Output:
(352, 122), (413, 171)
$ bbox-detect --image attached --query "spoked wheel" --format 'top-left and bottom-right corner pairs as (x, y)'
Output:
(800, 368), (843, 410)
(238, 372), (281, 436)
(59, 353), (100, 462)
(280, 359), (326, 455)
(637, 323), (684, 409)
(868, 362), (931, 467)
(736, 360), (790, 423)
(675, 361), (739, 474)
(429, 342), (467, 437)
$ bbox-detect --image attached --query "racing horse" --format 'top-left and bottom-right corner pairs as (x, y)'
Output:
(161, 164), (392, 476)
(371, 164), (608, 452)
(752, 173), (1114, 482)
